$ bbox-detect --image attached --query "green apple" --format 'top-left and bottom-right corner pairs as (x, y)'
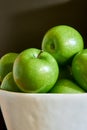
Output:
(0, 72), (21, 92)
(41, 25), (84, 65)
(0, 52), (18, 81)
(13, 48), (59, 93)
(72, 49), (87, 91)
(49, 79), (85, 93)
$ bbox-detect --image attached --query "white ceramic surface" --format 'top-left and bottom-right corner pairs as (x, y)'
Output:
(0, 90), (87, 130)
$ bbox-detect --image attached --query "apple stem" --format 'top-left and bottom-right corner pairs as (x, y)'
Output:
(37, 50), (43, 58)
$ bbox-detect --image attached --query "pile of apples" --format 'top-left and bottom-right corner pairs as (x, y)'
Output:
(0, 25), (87, 93)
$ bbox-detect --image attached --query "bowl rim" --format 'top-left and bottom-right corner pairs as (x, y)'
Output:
(0, 89), (87, 96)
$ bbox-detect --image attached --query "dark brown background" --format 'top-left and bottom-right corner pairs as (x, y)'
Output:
(0, 0), (87, 129)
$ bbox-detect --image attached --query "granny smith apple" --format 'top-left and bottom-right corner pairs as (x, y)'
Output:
(49, 79), (85, 93)
(13, 48), (59, 93)
(72, 49), (87, 91)
(0, 52), (18, 81)
(42, 25), (84, 65)
(1, 72), (21, 92)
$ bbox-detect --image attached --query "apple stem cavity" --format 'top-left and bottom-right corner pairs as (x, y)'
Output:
(50, 42), (55, 50)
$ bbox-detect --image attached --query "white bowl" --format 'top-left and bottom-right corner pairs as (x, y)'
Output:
(0, 90), (87, 130)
